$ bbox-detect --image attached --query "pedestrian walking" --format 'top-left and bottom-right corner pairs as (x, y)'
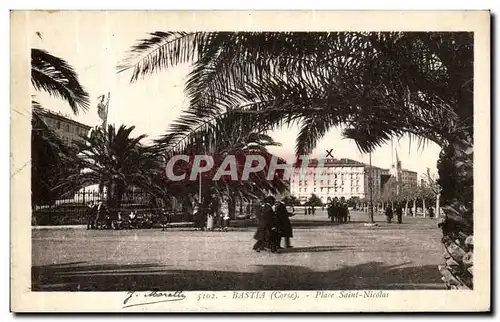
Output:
(193, 201), (204, 231)
(93, 200), (106, 229)
(253, 196), (276, 252)
(385, 204), (393, 223)
(87, 201), (97, 230)
(220, 198), (230, 232)
(395, 203), (403, 224)
(274, 198), (294, 248)
(161, 208), (171, 231)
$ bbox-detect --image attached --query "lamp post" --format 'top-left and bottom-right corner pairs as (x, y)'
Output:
(368, 152), (374, 223)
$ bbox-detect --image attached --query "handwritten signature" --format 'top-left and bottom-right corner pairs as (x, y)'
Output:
(123, 290), (186, 309)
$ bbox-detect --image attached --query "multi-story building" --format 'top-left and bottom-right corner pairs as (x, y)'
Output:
(380, 158), (420, 199)
(401, 167), (418, 188)
(288, 157), (419, 204)
(34, 107), (91, 147)
(289, 158), (389, 204)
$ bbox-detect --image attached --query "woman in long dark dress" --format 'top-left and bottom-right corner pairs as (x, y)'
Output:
(275, 200), (294, 248)
(253, 196), (275, 252)
(385, 204), (394, 223)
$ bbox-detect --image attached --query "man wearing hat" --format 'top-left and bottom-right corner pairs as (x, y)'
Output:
(87, 201), (97, 230)
(274, 196), (294, 249)
(253, 195), (276, 252)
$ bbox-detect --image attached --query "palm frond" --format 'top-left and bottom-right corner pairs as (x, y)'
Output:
(31, 49), (90, 114)
(117, 32), (205, 82)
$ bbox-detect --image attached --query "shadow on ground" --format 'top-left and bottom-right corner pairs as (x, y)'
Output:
(32, 260), (445, 291)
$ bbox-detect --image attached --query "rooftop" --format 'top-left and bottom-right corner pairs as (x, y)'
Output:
(33, 106), (92, 130)
(293, 158), (388, 171)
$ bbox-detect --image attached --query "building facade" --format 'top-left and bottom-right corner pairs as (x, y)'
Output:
(289, 158), (389, 204)
(34, 107), (91, 147)
(289, 157), (418, 204)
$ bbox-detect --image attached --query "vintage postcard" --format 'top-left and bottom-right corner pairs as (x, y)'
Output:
(11, 10), (490, 312)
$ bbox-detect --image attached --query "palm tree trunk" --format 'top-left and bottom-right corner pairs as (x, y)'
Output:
(114, 183), (126, 211)
(404, 199), (409, 216)
(423, 198), (426, 217)
(413, 198), (417, 216)
(436, 192), (441, 219)
(438, 137), (473, 290)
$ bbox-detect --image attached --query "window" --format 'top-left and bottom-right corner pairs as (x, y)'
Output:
(66, 124), (70, 132)
(56, 121), (61, 129)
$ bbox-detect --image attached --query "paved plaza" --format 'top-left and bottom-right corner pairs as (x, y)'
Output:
(32, 211), (445, 291)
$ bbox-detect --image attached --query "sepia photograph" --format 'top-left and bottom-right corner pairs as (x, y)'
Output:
(10, 10), (490, 312)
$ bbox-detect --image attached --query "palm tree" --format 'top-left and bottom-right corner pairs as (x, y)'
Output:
(157, 111), (289, 210)
(118, 32), (471, 149)
(31, 45), (90, 206)
(119, 32), (474, 289)
(64, 124), (164, 211)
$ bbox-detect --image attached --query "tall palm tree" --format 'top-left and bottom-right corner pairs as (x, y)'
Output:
(65, 124), (165, 210)
(119, 31), (474, 289)
(157, 111), (289, 208)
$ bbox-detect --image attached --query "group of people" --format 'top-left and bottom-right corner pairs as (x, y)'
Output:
(327, 197), (350, 223)
(252, 196), (294, 253)
(86, 200), (106, 229)
(384, 202), (436, 223)
(384, 202), (403, 224)
(193, 196), (231, 232)
(86, 200), (172, 230)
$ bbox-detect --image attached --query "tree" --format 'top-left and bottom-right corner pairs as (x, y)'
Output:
(425, 168), (442, 218)
(156, 111), (290, 211)
(282, 195), (300, 207)
(31, 45), (90, 206)
(31, 104), (80, 206)
(419, 172), (439, 217)
(307, 194), (323, 207)
(63, 124), (164, 210)
(400, 182), (419, 216)
(119, 32), (474, 289)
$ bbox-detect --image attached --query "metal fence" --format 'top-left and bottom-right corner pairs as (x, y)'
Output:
(32, 191), (179, 226)
(32, 191), (262, 226)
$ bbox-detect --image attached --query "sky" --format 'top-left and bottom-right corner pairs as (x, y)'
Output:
(28, 11), (442, 178)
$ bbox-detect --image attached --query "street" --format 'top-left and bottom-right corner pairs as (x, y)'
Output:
(32, 211), (445, 291)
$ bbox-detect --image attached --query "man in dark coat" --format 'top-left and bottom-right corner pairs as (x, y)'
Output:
(87, 201), (97, 230)
(253, 196), (276, 252)
(385, 204), (394, 223)
(95, 200), (106, 229)
(395, 202), (403, 224)
(274, 200), (294, 248)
